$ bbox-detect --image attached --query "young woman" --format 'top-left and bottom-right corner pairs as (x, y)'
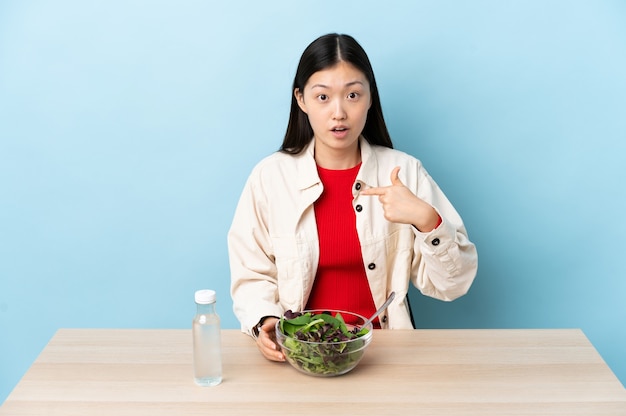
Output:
(228, 33), (478, 361)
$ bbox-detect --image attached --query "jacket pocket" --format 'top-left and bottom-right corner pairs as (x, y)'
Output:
(271, 235), (306, 310)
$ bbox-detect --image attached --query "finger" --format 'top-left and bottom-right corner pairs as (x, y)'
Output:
(262, 338), (285, 361)
(390, 166), (403, 186)
(261, 318), (285, 360)
(259, 330), (277, 350)
(258, 329), (285, 361)
(260, 319), (279, 349)
(360, 187), (385, 196)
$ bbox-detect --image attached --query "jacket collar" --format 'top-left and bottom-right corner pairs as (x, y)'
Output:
(356, 138), (380, 188)
(296, 137), (381, 190)
(296, 140), (322, 191)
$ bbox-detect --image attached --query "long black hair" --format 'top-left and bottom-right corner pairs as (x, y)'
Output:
(280, 33), (393, 154)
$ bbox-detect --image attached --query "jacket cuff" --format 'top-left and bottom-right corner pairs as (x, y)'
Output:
(251, 315), (279, 339)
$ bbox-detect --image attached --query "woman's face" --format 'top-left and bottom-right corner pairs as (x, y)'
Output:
(295, 61), (371, 165)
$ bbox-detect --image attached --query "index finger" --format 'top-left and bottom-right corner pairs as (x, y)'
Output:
(360, 187), (385, 196)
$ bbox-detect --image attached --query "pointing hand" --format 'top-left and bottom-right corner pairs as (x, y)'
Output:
(360, 167), (441, 231)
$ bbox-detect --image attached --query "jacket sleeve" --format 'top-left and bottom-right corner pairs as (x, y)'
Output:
(228, 172), (284, 335)
(410, 166), (478, 301)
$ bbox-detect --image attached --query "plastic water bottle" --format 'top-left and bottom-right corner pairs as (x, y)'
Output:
(192, 289), (222, 386)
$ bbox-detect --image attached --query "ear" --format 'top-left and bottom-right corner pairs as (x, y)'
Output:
(294, 88), (307, 114)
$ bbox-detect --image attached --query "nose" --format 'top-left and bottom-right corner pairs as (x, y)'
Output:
(332, 99), (347, 120)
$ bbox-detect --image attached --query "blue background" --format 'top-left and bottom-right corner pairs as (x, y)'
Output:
(1, 0), (625, 403)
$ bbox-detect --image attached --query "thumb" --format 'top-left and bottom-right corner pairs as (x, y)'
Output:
(390, 166), (403, 186)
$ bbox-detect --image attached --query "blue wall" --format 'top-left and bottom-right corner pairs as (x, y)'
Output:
(1, 1), (625, 402)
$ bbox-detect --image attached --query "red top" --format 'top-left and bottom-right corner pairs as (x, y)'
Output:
(305, 163), (379, 327)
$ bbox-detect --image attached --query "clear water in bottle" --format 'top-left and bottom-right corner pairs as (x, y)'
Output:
(193, 290), (222, 386)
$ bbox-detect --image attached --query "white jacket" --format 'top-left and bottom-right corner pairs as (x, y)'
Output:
(228, 138), (478, 335)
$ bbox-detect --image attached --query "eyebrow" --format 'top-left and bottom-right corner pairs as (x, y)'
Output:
(309, 81), (365, 89)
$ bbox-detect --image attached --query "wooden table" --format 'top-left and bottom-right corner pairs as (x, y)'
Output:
(1, 329), (625, 415)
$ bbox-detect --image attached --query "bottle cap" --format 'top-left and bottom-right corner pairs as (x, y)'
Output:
(195, 289), (216, 304)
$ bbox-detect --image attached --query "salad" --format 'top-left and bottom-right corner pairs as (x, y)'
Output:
(277, 310), (371, 376)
